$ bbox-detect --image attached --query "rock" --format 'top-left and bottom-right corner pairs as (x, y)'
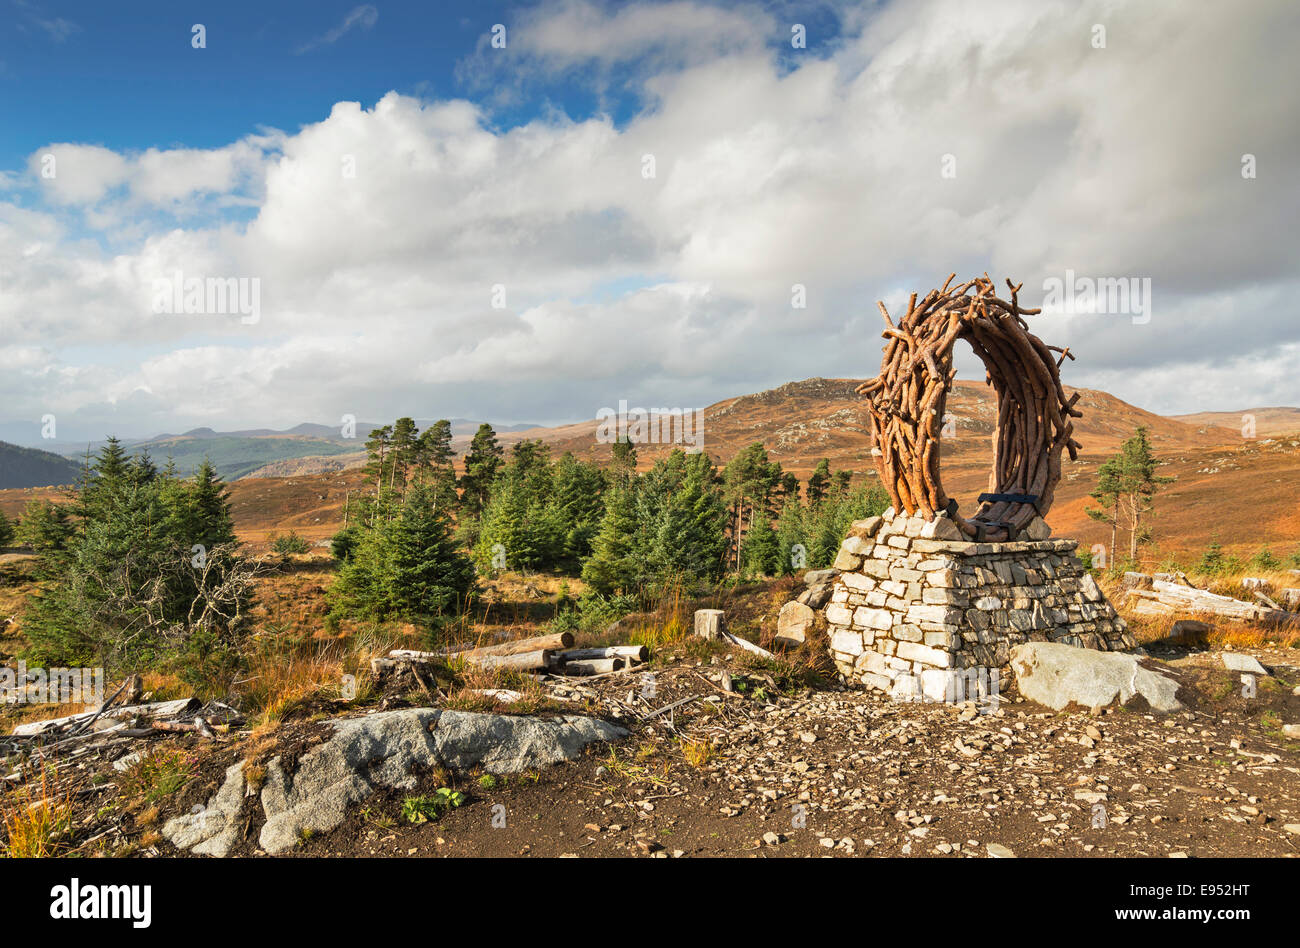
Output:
(1221, 653), (1268, 676)
(1010, 642), (1184, 713)
(1019, 516), (1052, 541)
(850, 516), (884, 537)
(172, 710), (625, 857)
(762, 831), (781, 846)
(986, 843), (1015, 858)
(919, 515), (964, 541)
(162, 763), (247, 858)
(798, 582), (833, 609)
(1284, 824), (1300, 835)
(803, 568), (839, 587)
(1282, 724), (1300, 738)
(1121, 571), (1154, 590)
(833, 548), (862, 571)
(776, 601), (816, 647)
(694, 609), (726, 640)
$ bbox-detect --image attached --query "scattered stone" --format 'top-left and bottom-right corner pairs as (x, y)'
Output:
(1221, 653), (1268, 676)
(986, 843), (1015, 858)
(776, 601), (816, 647)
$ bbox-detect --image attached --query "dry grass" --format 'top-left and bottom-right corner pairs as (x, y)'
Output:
(680, 737), (713, 768)
(1102, 567), (1300, 650)
(1, 764), (72, 858)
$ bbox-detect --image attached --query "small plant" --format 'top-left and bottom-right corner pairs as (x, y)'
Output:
(681, 737), (713, 769)
(401, 788), (466, 824)
(477, 774), (498, 790)
(271, 531), (311, 555)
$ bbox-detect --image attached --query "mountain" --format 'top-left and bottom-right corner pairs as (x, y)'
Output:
(0, 441), (84, 489)
(4, 379), (1294, 556)
(1165, 407), (1300, 438)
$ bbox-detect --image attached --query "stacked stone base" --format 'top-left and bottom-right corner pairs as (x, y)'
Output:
(826, 511), (1134, 698)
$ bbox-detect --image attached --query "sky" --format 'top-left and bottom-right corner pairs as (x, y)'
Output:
(1, 0), (1297, 445)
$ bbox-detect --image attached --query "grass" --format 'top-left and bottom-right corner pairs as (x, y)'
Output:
(1, 764), (73, 857)
(680, 737), (713, 768)
(117, 746), (199, 806)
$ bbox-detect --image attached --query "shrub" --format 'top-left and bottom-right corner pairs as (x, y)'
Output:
(271, 531), (310, 555)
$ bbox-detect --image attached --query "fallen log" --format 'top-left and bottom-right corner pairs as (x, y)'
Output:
(554, 645), (648, 664)
(390, 632), (574, 665)
(720, 630), (775, 660)
(558, 658), (625, 676)
(1125, 581), (1293, 624)
(461, 649), (553, 673)
(11, 697), (200, 737)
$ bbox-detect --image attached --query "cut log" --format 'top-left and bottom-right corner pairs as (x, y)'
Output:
(461, 649), (553, 673)
(694, 609), (726, 640)
(559, 658), (625, 676)
(390, 632), (573, 664)
(11, 698), (200, 737)
(554, 645), (648, 664)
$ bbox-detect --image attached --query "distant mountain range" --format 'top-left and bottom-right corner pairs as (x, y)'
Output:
(0, 441), (84, 490)
(0, 419), (542, 488)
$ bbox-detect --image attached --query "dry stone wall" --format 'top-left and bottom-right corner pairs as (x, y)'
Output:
(825, 510), (1134, 696)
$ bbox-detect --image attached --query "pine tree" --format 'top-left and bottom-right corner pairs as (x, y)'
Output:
(458, 424), (503, 518)
(807, 458), (831, 506)
(1114, 427), (1174, 563)
(0, 510), (13, 548)
(741, 511), (779, 577)
(582, 485), (641, 595)
(1085, 455), (1123, 564)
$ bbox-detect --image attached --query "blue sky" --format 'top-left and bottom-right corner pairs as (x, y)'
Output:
(0, 0), (1297, 445)
(0, 0), (843, 167)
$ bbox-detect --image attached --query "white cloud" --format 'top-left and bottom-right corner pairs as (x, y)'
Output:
(295, 5), (380, 55)
(2, 0), (1297, 439)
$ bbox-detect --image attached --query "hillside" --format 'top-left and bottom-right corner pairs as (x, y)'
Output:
(1166, 407), (1300, 438)
(0, 440), (84, 490)
(2, 378), (1294, 557)
(115, 434), (362, 481)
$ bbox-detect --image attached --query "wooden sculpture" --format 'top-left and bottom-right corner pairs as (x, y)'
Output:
(856, 274), (1083, 541)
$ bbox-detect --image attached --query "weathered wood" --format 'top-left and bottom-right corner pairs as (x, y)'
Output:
(694, 609), (726, 640)
(390, 631), (573, 664)
(555, 645), (648, 663)
(1126, 581), (1293, 624)
(12, 697), (200, 737)
(720, 630), (775, 660)
(558, 658), (625, 676)
(461, 649), (553, 673)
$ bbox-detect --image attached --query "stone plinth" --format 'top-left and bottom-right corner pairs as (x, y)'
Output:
(825, 511), (1133, 695)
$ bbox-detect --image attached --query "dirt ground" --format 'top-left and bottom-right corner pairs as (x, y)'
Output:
(48, 640), (1292, 860)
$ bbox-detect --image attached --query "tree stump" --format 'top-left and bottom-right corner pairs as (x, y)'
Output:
(694, 609), (726, 640)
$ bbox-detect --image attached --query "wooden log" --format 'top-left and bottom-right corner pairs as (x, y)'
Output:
(558, 658), (625, 676)
(11, 697), (200, 737)
(461, 649), (553, 673)
(390, 631), (573, 664)
(555, 645), (648, 664)
(694, 609), (726, 640)
(720, 630), (774, 660)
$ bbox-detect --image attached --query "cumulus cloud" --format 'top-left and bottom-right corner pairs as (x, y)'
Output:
(1, 0), (1297, 440)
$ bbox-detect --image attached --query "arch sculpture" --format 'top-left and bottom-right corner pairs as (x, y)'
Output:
(856, 274), (1083, 541)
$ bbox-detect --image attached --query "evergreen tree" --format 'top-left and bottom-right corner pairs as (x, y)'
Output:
(806, 458), (831, 506)
(331, 484), (476, 622)
(741, 511), (779, 577)
(1085, 455), (1123, 564)
(0, 510), (13, 548)
(458, 423), (503, 518)
(581, 485), (641, 595)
